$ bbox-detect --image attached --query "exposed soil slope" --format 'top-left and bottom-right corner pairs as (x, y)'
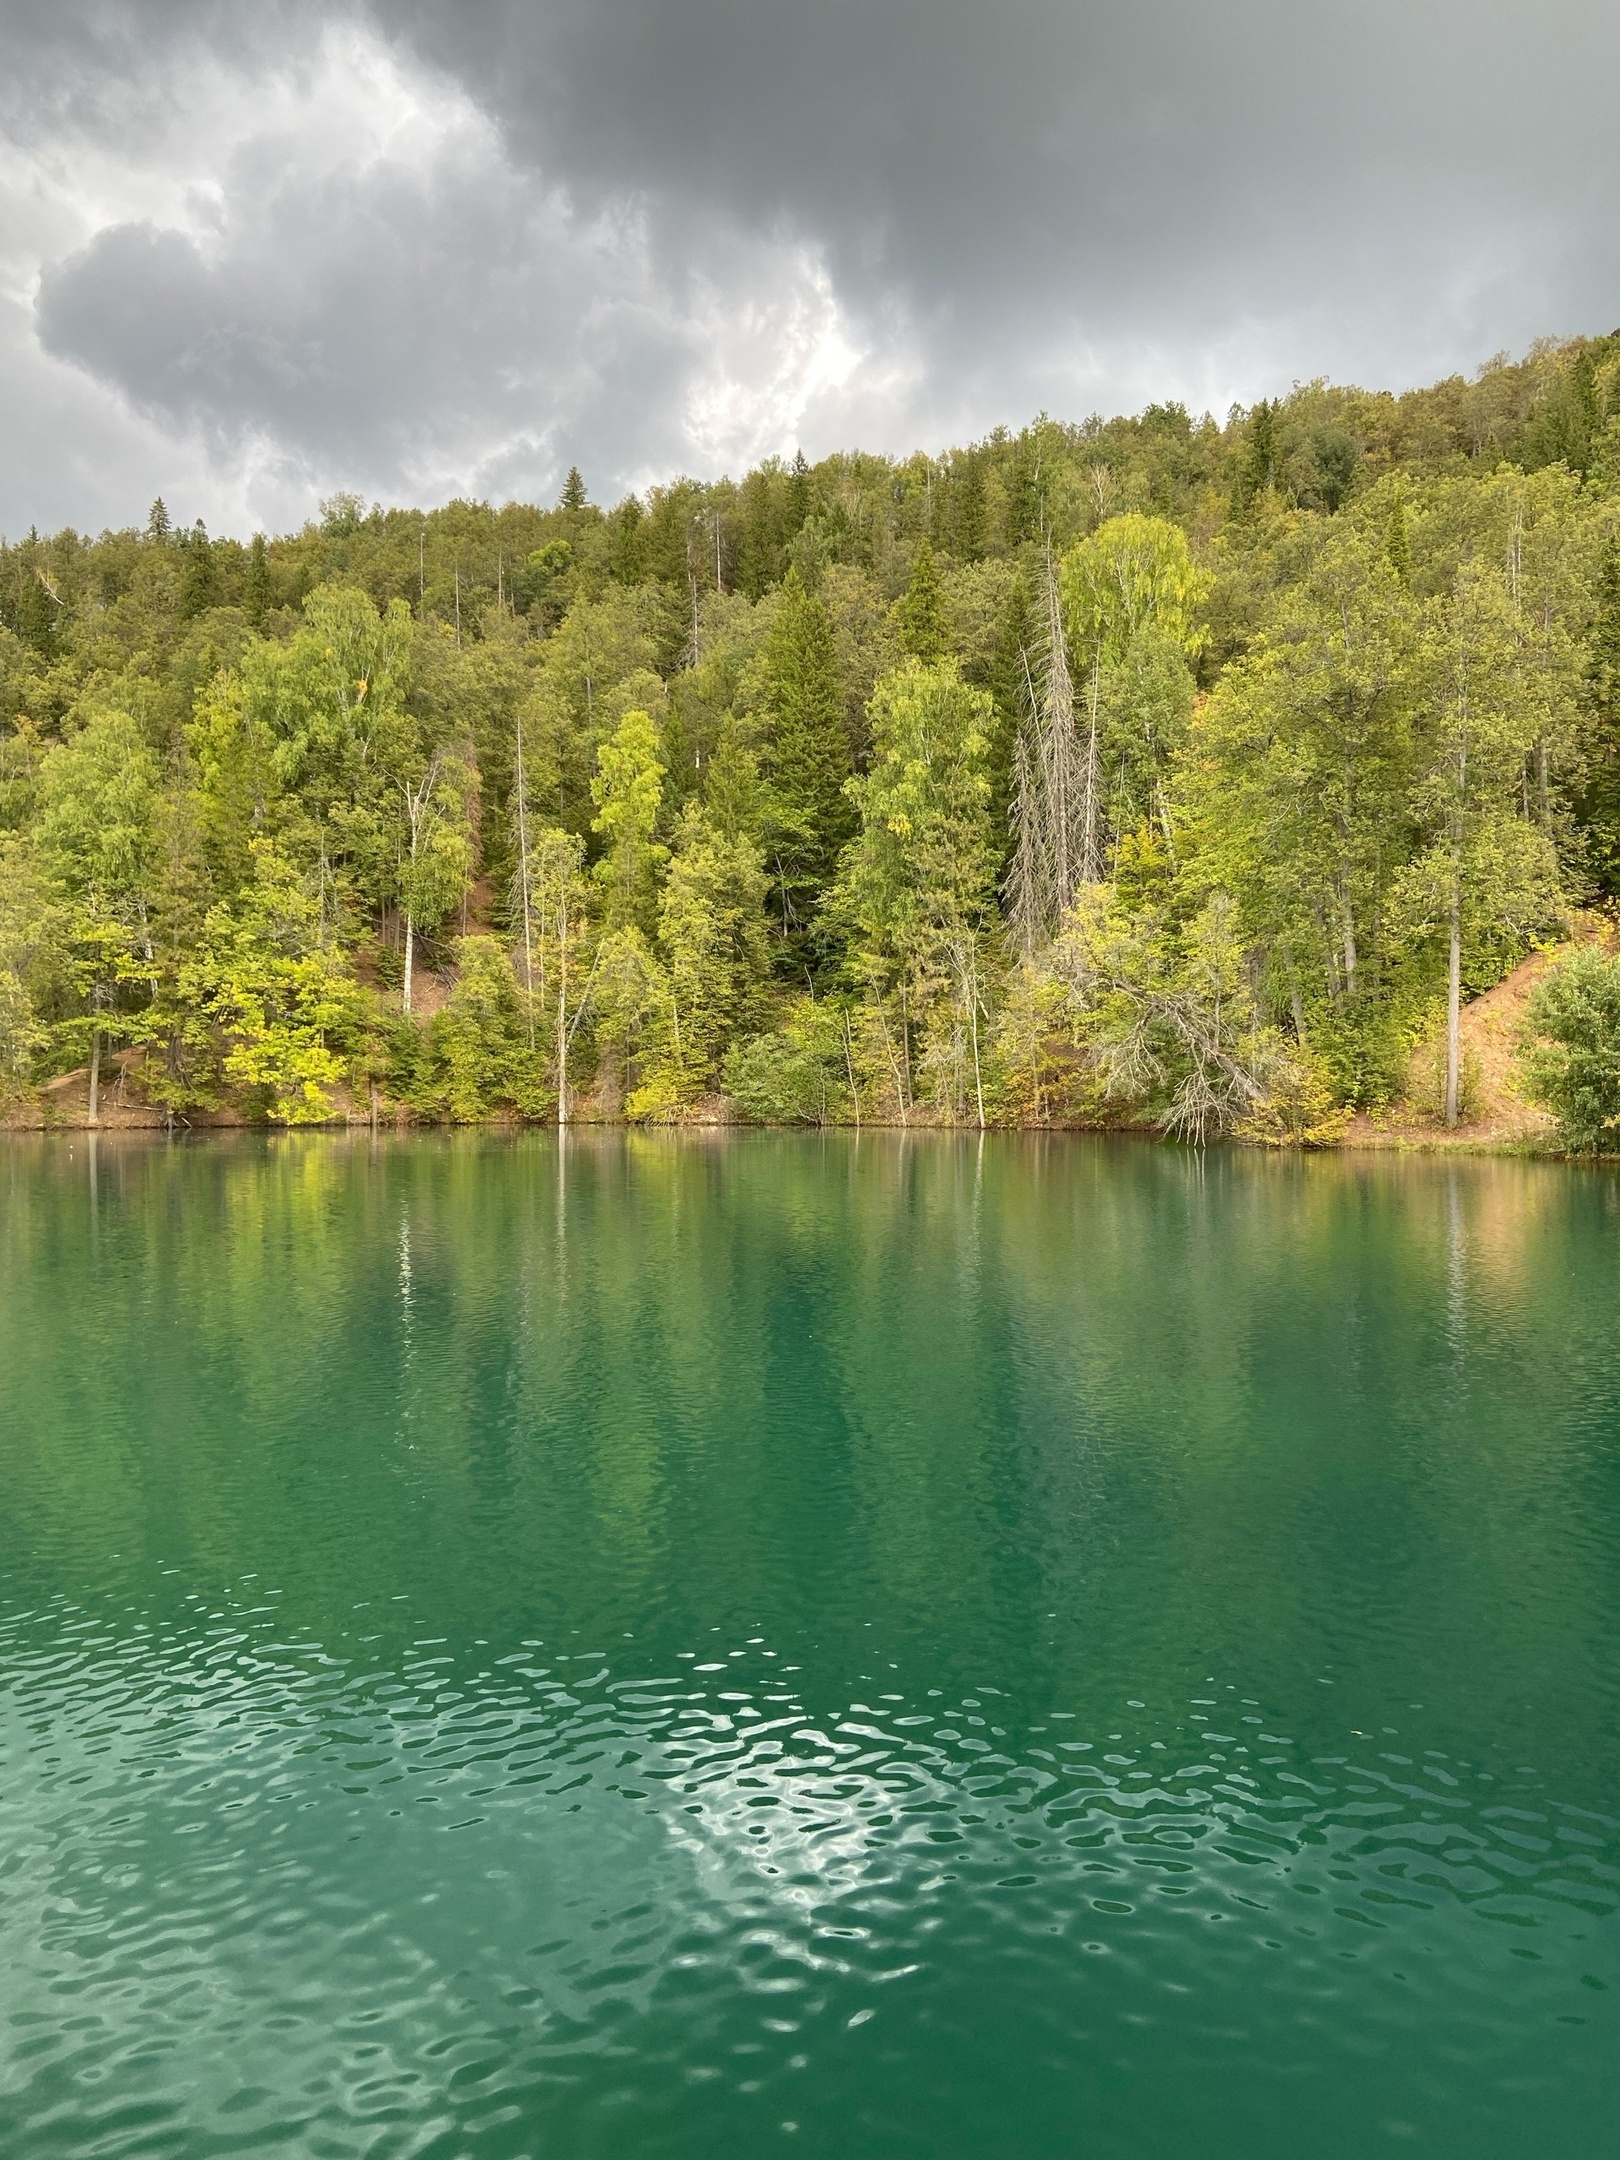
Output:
(1346, 924), (1613, 1150)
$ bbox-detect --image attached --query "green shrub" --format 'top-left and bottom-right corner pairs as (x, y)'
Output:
(1407, 1031), (1484, 1124)
(1522, 945), (1620, 1151)
(723, 998), (853, 1123)
(395, 937), (550, 1122)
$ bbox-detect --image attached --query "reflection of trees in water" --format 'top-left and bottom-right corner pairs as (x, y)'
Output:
(0, 1133), (1616, 1774)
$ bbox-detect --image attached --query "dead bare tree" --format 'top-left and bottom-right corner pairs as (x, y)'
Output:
(1005, 546), (1101, 952)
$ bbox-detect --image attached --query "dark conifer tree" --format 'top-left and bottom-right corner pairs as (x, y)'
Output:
(761, 565), (853, 924)
(785, 449), (812, 537)
(12, 564), (56, 655)
(983, 569), (1034, 866)
(244, 533), (271, 628)
(1004, 431), (1042, 550)
(952, 454), (987, 562)
(1230, 400), (1278, 517)
(735, 467), (784, 599)
(896, 538), (950, 664)
(179, 522), (217, 619)
(560, 466), (588, 511)
(609, 496), (646, 584)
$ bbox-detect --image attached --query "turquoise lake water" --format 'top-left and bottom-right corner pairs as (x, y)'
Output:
(0, 1131), (1617, 2157)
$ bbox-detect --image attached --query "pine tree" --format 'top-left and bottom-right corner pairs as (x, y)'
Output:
(560, 466), (588, 512)
(146, 498), (171, 543)
(896, 538), (949, 664)
(761, 566), (853, 917)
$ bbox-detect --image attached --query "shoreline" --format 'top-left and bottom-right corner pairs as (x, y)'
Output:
(0, 1101), (1580, 1159)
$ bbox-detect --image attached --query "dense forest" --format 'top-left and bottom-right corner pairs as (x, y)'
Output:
(5, 333), (1620, 1138)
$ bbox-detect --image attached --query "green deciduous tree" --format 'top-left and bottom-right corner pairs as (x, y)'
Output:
(1049, 886), (1337, 1143)
(1396, 567), (1569, 1124)
(653, 803), (770, 1100)
(179, 844), (363, 1123)
(833, 662), (998, 1121)
(520, 823), (594, 1121)
(591, 708), (667, 936)
(0, 836), (70, 1093)
(1523, 944), (1620, 1150)
(1576, 531), (1620, 895)
(1184, 525), (1423, 1098)
(34, 707), (163, 1117)
(411, 936), (546, 1121)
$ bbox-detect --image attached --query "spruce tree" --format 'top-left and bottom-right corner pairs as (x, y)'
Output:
(984, 570), (1034, 865)
(761, 566), (853, 907)
(179, 522), (216, 619)
(1004, 431), (1041, 550)
(1230, 400), (1278, 518)
(609, 496), (645, 584)
(952, 456), (986, 562)
(145, 498), (171, 543)
(785, 449), (812, 537)
(244, 533), (271, 628)
(12, 565), (56, 656)
(560, 466), (588, 512)
(896, 538), (950, 664)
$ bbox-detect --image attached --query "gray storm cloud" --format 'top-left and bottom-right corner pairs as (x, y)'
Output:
(3, 0), (1618, 533)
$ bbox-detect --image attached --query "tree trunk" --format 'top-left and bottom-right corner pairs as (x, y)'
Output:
(402, 913), (415, 1016)
(970, 994), (985, 1131)
(1445, 882), (1462, 1128)
(1080, 655), (1102, 886)
(87, 1019), (101, 1128)
(556, 983), (569, 1126)
(515, 715), (535, 1049)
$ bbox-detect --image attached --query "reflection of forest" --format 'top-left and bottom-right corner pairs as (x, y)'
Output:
(1, 1133), (1616, 1785)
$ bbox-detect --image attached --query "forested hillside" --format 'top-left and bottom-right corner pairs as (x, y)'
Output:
(5, 334), (1620, 1134)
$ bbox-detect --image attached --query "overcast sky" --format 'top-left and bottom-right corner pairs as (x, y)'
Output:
(2, 0), (1617, 537)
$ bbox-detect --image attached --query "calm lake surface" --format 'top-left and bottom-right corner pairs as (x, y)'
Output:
(1, 1132), (1617, 2158)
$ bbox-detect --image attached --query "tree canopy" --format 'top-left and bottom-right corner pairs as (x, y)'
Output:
(4, 331), (1620, 1134)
